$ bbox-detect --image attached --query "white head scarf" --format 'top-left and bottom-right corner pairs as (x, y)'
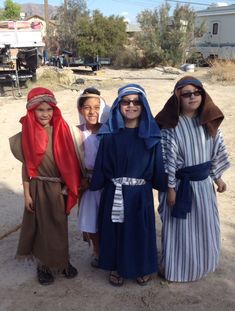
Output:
(77, 88), (110, 125)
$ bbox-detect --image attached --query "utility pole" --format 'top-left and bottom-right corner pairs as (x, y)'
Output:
(44, 0), (49, 36)
(64, 0), (68, 21)
(64, 0), (67, 11)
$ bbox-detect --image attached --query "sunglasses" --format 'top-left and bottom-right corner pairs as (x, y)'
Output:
(180, 90), (203, 98)
(120, 99), (141, 106)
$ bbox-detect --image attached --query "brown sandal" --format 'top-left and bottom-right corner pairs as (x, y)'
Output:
(109, 271), (124, 287)
(136, 275), (151, 286)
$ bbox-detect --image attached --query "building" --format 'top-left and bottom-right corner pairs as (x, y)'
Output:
(24, 15), (58, 38)
(195, 3), (235, 60)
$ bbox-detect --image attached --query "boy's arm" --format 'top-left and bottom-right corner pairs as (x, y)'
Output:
(22, 165), (34, 213)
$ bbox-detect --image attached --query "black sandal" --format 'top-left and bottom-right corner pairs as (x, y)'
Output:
(158, 270), (166, 279)
(62, 262), (78, 279)
(90, 257), (99, 268)
(37, 265), (54, 285)
(136, 275), (151, 286)
(109, 271), (124, 287)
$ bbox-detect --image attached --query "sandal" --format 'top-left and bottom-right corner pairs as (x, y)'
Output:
(90, 257), (99, 268)
(158, 270), (165, 280)
(37, 265), (54, 285)
(62, 262), (78, 279)
(109, 271), (124, 287)
(136, 275), (151, 286)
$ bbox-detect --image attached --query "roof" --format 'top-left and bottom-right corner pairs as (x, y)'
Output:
(126, 23), (141, 33)
(25, 15), (45, 21)
(197, 4), (235, 17)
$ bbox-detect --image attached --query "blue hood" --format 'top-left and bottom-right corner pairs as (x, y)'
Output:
(99, 84), (161, 149)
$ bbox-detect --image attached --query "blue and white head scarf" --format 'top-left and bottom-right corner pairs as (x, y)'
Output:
(99, 83), (161, 149)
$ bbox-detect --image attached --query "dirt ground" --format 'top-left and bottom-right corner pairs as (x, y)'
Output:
(0, 67), (234, 311)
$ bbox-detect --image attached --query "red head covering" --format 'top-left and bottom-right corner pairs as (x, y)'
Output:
(20, 87), (81, 213)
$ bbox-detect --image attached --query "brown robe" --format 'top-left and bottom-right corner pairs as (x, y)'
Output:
(9, 126), (69, 269)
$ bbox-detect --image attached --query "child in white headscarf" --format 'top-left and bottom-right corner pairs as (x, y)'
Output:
(70, 87), (110, 267)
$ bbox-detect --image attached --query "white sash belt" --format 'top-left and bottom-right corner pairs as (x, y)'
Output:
(111, 177), (146, 223)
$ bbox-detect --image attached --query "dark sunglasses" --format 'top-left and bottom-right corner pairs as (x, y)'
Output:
(120, 99), (141, 106)
(180, 90), (203, 98)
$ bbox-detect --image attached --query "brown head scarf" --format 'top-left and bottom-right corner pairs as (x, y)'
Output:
(155, 76), (224, 137)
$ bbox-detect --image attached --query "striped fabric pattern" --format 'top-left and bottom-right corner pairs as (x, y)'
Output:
(158, 115), (230, 282)
(111, 177), (146, 223)
(26, 94), (57, 109)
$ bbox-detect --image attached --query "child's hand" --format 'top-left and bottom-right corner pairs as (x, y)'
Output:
(61, 185), (68, 195)
(214, 178), (227, 193)
(167, 187), (176, 207)
(80, 177), (90, 191)
(24, 194), (34, 213)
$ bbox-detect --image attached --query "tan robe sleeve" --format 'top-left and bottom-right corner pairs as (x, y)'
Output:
(9, 132), (24, 163)
(9, 132), (30, 182)
(22, 163), (30, 182)
(70, 125), (86, 176)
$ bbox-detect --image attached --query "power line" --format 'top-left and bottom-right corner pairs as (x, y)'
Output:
(112, 0), (211, 8)
(111, 0), (161, 8)
(165, 0), (210, 6)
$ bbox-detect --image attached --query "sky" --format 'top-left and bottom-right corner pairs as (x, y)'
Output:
(1, 0), (235, 22)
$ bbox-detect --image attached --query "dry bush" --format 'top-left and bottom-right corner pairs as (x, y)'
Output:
(35, 67), (76, 87)
(207, 60), (235, 84)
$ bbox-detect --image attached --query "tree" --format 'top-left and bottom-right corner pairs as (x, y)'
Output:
(0, 0), (21, 20)
(55, 0), (90, 54)
(137, 3), (198, 67)
(55, 0), (127, 60)
(81, 10), (127, 58)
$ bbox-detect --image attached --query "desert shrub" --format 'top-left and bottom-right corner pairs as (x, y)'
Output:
(207, 60), (235, 83)
(36, 67), (76, 85)
(112, 49), (144, 68)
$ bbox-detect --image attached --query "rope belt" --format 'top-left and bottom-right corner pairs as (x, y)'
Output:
(111, 177), (146, 223)
(32, 176), (63, 183)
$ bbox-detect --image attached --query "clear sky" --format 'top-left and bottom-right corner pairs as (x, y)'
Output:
(1, 0), (235, 22)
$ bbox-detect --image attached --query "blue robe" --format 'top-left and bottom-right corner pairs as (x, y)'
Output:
(90, 127), (166, 279)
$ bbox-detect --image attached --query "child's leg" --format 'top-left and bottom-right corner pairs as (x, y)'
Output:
(89, 232), (99, 257)
(89, 232), (99, 268)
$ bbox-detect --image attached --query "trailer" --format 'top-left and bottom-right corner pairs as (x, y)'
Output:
(0, 20), (44, 97)
(68, 56), (101, 71)
(195, 4), (235, 60)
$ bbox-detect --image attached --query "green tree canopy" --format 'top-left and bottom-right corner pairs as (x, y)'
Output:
(137, 4), (197, 66)
(55, 0), (127, 59)
(0, 0), (21, 20)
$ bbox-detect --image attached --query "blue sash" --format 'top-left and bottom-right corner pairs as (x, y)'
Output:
(172, 161), (211, 219)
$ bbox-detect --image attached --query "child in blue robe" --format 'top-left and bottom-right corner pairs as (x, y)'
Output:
(90, 84), (166, 286)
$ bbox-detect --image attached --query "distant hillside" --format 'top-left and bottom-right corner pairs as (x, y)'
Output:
(19, 3), (59, 19)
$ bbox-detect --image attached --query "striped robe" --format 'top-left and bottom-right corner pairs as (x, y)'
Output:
(158, 115), (230, 282)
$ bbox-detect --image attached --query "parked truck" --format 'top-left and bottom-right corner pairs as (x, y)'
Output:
(0, 20), (44, 96)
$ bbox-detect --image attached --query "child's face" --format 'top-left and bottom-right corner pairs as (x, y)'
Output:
(34, 102), (53, 127)
(120, 94), (142, 123)
(180, 85), (202, 117)
(79, 97), (101, 125)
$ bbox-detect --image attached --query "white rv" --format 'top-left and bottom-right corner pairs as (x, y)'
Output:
(195, 3), (235, 60)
